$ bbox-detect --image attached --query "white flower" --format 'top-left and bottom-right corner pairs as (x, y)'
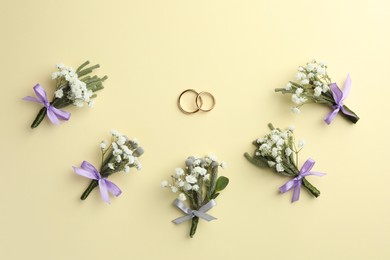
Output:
(54, 89), (64, 98)
(74, 100), (84, 107)
(259, 143), (270, 152)
(292, 107), (301, 114)
(183, 182), (192, 191)
(160, 180), (169, 188)
(300, 79), (309, 85)
(292, 94), (302, 105)
(193, 166), (207, 176)
(288, 125), (295, 131)
(124, 165), (130, 173)
(204, 174), (210, 181)
(317, 65), (326, 75)
(275, 156), (282, 163)
(307, 72), (314, 79)
(56, 63), (65, 70)
(268, 161), (276, 167)
(276, 163), (284, 172)
(192, 185), (200, 191)
(276, 139), (285, 147)
(88, 101), (94, 108)
(271, 147), (278, 158)
(134, 161), (142, 171)
(271, 134), (280, 143)
(207, 155), (218, 161)
(314, 87), (322, 97)
(306, 63), (315, 72)
(314, 81), (322, 86)
(298, 66), (305, 72)
(296, 72), (306, 80)
(108, 163), (115, 170)
(285, 82), (292, 90)
(178, 193), (186, 201)
(175, 168), (184, 177)
(285, 147), (293, 156)
(297, 139), (306, 148)
(178, 181), (185, 187)
(117, 135), (126, 146)
(110, 130), (120, 137)
(171, 186), (178, 193)
(295, 88), (304, 95)
(186, 175), (197, 184)
(255, 151), (260, 156)
(100, 141), (107, 150)
(256, 138), (265, 144)
(116, 155), (121, 163)
(220, 161), (227, 169)
(127, 156), (135, 164)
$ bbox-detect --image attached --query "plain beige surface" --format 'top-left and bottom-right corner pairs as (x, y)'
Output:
(1, 0), (389, 259)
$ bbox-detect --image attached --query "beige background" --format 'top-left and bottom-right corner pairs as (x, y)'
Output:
(1, 0), (389, 259)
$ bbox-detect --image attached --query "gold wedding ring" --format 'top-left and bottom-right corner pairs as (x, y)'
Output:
(178, 89), (216, 114)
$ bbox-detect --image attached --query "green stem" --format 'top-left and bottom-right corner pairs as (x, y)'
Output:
(31, 107), (47, 128)
(302, 178), (320, 197)
(80, 179), (99, 200)
(190, 217), (199, 238)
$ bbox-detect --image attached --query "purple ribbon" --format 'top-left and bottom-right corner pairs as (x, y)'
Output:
(324, 74), (357, 124)
(279, 158), (325, 203)
(73, 161), (122, 204)
(23, 84), (71, 124)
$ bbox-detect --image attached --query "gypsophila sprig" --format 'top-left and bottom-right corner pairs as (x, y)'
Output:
(73, 130), (144, 204)
(23, 61), (108, 128)
(161, 155), (229, 238)
(275, 59), (359, 124)
(244, 123), (325, 203)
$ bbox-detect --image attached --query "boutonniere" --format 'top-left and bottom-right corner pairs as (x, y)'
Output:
(73, 130), (144, 204)
(23, 61), (107, 128)
(244, 124), (325, 202)
(161, 155), (229, 237)
(275, 60), (359, 124)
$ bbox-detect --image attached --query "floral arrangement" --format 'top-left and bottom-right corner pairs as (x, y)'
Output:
(23, 61), (107, 128)
(244, 123), (325, 202)
(73, 130), (144, 204)
(275, 60), (359, 124)
(161, 155), (229, 237)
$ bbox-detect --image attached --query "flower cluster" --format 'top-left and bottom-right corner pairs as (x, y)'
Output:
(26, 60), (107, 128)
(275, 59), (359, 124)
(78, 129), (144, 202)
(278, 60), (332, 114)
(52, 64), (93, 107)
(244, 123), (322, 201)
(161, 155), (229, 237)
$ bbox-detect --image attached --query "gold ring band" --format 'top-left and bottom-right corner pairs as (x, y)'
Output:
(177, 89), (203, 114)
(196, 91), (215, 112)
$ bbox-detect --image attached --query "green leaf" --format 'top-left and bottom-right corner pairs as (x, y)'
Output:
(211, 193), (220, 199)
(244, 153), (267, 168)
(215, 176), (229, 192)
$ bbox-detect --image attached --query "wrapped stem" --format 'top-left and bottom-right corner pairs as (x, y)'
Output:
(31, 107), (47, 128)
(80, 179), (99, 200)
(190, 217), (199, 238)
(302, 178), (320, 197)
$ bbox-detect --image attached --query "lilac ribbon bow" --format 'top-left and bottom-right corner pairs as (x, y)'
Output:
(73, 161), (122, 204)
(172, 199), (217, 224)
(23, 84), (71, 124)
(279, 158), (325, 203)
(324, 74), (357, 124)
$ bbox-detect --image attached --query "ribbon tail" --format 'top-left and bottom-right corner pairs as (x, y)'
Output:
(172, 215), (193, 224)
(308, 171), (326, 177)
(324, 107), (340, 125)
(22, 96), (42, 104)
(341, 74), (352, 101)
(73, 166), (99, 180)
(98, 179), (110, 204)
(51, 106), (71, 121)
(291, 182), (301, 202)
(104, 180), (122, 197)
(279, 179), (296, 193)
(32, 84), (49, 104)
(46, 107), (61, 125)
(193, 211), (217, 222)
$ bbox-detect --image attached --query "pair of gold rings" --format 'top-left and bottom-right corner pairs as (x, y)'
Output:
(177, 89), (216, 114)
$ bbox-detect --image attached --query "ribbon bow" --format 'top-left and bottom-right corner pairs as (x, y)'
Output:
(23, 84), (71, 124)
(324, 74), (357, 124)
(279, 158), (325, 202)
(73, 161), (122, 204)
(172, 199), (217, 224)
